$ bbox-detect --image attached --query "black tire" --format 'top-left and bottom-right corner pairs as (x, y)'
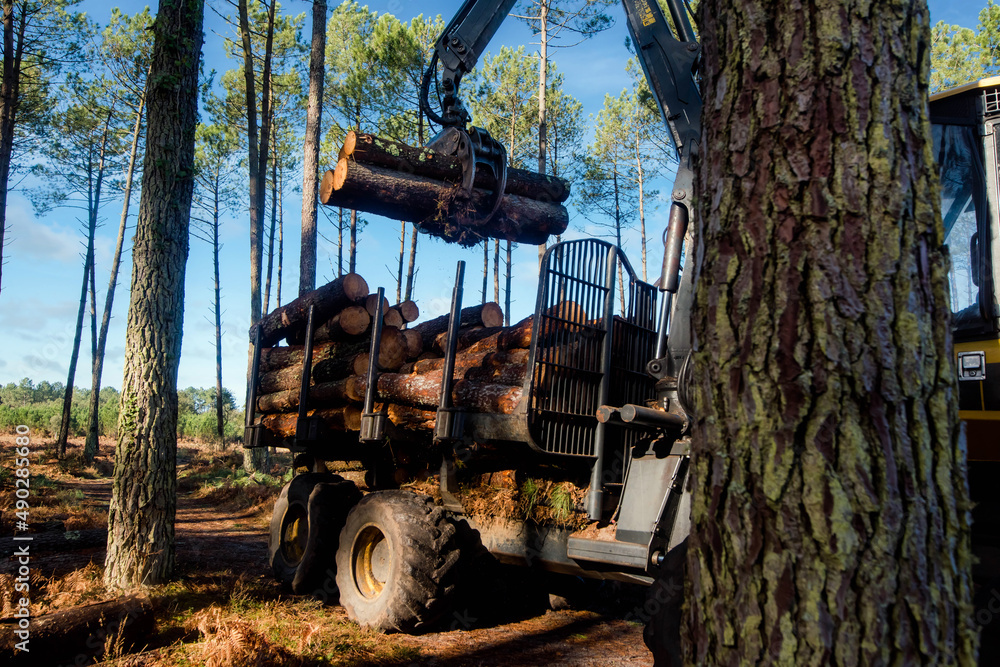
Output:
(643, 541), (687, 667)
(269, 472), (361, 595)
(336, 490), (460, 632)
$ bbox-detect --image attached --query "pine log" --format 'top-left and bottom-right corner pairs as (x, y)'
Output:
(463, 362), (528, 387)
(387, 404), (437, 430)
(382, 308), (404, 329)
(499, 315), (534, 350)
(259, 339), (364, 373)
(354, 373), (522, 413)
(258, 339), (375, 394)
(411, 303), (504, 349)
(314, 305), (371, 340)
(257, 377), (355, 413)
(341, 131), (571, 204)
(0, 595), (154, 666)
(403, 347), (529, 376)
(320, 162), (568, 246)
(393, 300), (420, 323)
(327, 327), (408, 375)
(262, 406), (362, 436)
(251, 273), (368, 346)
(402, 329), (423, 359)
(433, 326), (505, 355)
(286, 305), (371, 345)
(365, 293), (390, 317)
(409, 350), (492, 374)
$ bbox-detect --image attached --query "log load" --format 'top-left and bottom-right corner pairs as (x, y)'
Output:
(340, 131), (571, 204)
(252, 279), (605, 445)
(411, 302), (504, 349)
(320, 159), (569, 246)
(251, 272), (368, 346)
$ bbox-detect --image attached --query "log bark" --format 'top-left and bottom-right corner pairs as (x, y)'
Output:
(463, 362), (528, 387)
(251, 272), (368, 346)
(256, 377), (354, 413)
(494, 319), (528, 351)
(340, 130), (571, 204)
(410, 302), (504, 349)
(320, 161), (568, 246)
(260, 328), (406, 393)
(0, 595), (154, 666)
(401, 329), (423, 358)
(354, 373), (522, 414)
(261, 406), (362, 436)
(433, 326), (503, 355)
(387, 404), (436, 430)
(259, 339), (367, 374)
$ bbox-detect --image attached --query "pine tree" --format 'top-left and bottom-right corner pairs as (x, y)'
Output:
(683, 1), (977, 662)
(104, 0), (203, 590)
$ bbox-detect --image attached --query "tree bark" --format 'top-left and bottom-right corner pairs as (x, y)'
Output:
(397, 220), (405, 302)
(320, 160), (569, 246)
(299, 0), (326, 296)
(0, 0), (25, 298)
(104, 0), (203, 590)
(405, 224), (418, 300)
(212, 188), (225, 442)
(685, 2), (977, 664)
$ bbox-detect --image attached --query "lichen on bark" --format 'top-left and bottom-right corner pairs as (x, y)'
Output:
(686, 0), (977, 664)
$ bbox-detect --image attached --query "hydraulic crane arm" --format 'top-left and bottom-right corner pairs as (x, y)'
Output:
(422, 0), (703, 380)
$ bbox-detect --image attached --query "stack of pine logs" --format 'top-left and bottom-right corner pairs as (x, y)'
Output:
(319, 131), (571, 247)
(248, 272), (544, 443)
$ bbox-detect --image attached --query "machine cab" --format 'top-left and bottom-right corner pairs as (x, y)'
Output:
(930, 78), (1000, 458)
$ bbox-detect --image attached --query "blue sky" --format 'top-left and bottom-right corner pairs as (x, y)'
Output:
(0, 0), (989, 400)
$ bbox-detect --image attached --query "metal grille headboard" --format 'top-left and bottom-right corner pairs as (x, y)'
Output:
(524, 239), (659, 458)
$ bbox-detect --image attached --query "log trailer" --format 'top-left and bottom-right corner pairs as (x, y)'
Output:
(242, 1), (998, 662)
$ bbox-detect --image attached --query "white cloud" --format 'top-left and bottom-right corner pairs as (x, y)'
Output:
(9, 215), (83, 263)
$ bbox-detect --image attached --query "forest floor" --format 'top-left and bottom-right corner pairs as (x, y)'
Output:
(0, 434), (652, 666)
(3, 433), (999, 665)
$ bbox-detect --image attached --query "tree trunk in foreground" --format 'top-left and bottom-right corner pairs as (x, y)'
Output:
(685, 1), (977, 664)
(104, 0), (203, 590)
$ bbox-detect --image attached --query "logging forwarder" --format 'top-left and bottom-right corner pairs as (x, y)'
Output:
(246, 1), (999, 664)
